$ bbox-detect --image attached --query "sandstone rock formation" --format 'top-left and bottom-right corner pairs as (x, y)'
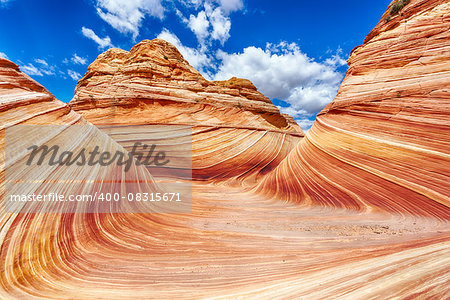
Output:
(0, 57), (160, 212)
(0, 0), (449, 298)
(70, 39), (303, 182)
(257, 0), (450, 219)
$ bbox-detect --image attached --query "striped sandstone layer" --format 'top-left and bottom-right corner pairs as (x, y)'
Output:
(0, 0), (449, 298)
(70, 39), (303, 183)
(4, 56), (447, 299)
(257, 0), (450, 219)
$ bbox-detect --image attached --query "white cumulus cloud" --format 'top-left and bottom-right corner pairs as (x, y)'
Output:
(157, 29), (211, 74)
(96, 0), (164, 40)
(188, 11), (209, 42)
(71, 54), (88, 65)
(67, 69), (82, 81)
(154, 32), (345, 130)
(294, 118), (315, 132)
(214, 42), (346, 119)
(81, 27), (114, 49)
(84, 0), (342, 131)
(183, 1), (242, 45)
(207, 5), (231, 45)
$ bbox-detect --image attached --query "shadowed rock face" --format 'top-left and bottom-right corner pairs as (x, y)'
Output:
(257, 0), (450, 219)
(70, 39), (303, 183)
(0, 0), (449, 299)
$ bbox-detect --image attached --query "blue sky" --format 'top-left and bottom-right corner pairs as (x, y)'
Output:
(0, 0), (391, 130)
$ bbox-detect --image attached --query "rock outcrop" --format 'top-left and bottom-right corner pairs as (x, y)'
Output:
(257, 0), (450, 219)
(0, 0), (449, 298)
(70, 39), (303, 182)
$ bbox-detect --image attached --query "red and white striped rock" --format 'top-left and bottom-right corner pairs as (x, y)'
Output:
(70, 39), (303, 183)
(258, 0), (450, 219)
(0, 0), (449, 298)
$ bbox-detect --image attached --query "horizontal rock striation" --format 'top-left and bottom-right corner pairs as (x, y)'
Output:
(70, 39), (303, 182)
(257, 0), (450, 219)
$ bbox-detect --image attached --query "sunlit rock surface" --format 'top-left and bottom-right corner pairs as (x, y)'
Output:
(70, 39), (303, 183)
(0, 0), (449, 298)
(258, 0), (450, 219)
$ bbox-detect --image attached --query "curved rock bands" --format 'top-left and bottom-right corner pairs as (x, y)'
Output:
(69, 40), (303, 182)
(258, 0), (450, 219)
(257, 119), (450, 219)
(70, 100), (303, 136)
(95, 123), (300, 182)
(0, 0), (449, 298)
(364, 0), (449, 44)
(1, 183), (449, 299)
(0, 57), (162, 235)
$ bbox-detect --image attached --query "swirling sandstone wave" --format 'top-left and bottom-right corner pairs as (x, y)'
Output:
(257, 0), (450, 219)
(0, 0), (449, 298)
(69, 39), (303, 183)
